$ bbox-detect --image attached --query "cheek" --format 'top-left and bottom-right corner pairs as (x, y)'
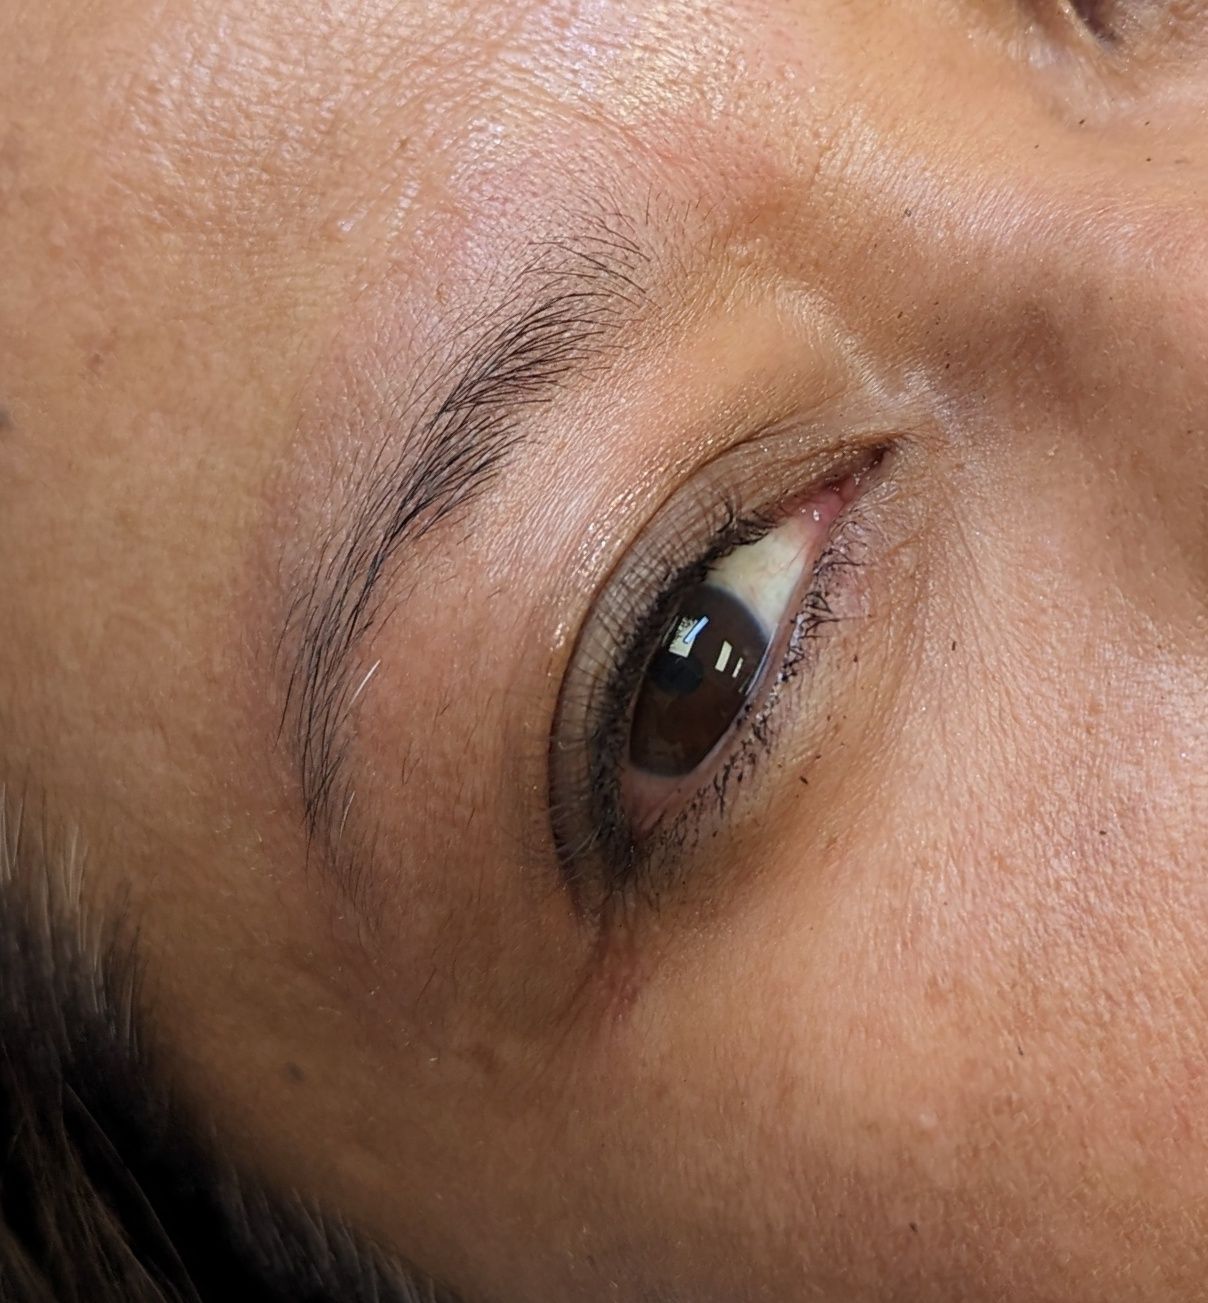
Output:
(829, 725), (1207, 1282)
(619, 669), (1208, 1295)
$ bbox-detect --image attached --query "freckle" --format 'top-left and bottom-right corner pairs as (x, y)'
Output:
(950, 640), (957, 651)
(0, 408), (11, 432)
(909, 1222), (919, 1234)
(283, 1062), (305, 1084)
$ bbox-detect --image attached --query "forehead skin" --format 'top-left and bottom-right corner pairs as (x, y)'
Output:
(4, 0), (1208, 1300)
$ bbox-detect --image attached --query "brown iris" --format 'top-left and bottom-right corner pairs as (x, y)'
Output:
(628, 584), (770, 777)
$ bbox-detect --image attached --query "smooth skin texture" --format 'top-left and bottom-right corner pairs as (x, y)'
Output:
(3, 0), (1208, 1298)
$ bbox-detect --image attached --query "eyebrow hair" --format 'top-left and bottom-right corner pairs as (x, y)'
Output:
(281, 216), (655, 886)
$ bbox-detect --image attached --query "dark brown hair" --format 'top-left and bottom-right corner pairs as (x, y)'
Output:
(0, 816), (459, 1303)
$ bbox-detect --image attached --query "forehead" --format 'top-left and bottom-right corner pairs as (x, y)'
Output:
(88, 0), (924, 271)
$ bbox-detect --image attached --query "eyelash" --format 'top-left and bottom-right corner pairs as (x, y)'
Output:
(552, 480), (863, 908)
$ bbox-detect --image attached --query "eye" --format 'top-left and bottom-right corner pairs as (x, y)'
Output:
(548, 436), (887, 905)
(622, 510), (833, 835)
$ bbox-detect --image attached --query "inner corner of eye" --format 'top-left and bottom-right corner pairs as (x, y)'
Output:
(620, 478), (848, 836)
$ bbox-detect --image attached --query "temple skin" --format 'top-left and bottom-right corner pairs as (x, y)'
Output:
(3, 0), (1208, 1298)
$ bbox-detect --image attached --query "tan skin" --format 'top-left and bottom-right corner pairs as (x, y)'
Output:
(4, 0), (1208, 1298)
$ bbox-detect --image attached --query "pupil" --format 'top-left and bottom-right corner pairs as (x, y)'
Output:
(628, 584), (769, 777)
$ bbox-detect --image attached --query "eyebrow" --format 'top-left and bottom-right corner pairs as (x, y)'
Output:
(281, 216), (655, 872)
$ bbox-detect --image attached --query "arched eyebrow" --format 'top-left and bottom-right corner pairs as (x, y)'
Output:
(281, 218), (654, 874)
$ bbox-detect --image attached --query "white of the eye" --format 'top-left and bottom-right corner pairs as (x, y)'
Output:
(705, 509), (828, 636)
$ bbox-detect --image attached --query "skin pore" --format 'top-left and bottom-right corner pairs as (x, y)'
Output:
(3, 0), (1208, 1298)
